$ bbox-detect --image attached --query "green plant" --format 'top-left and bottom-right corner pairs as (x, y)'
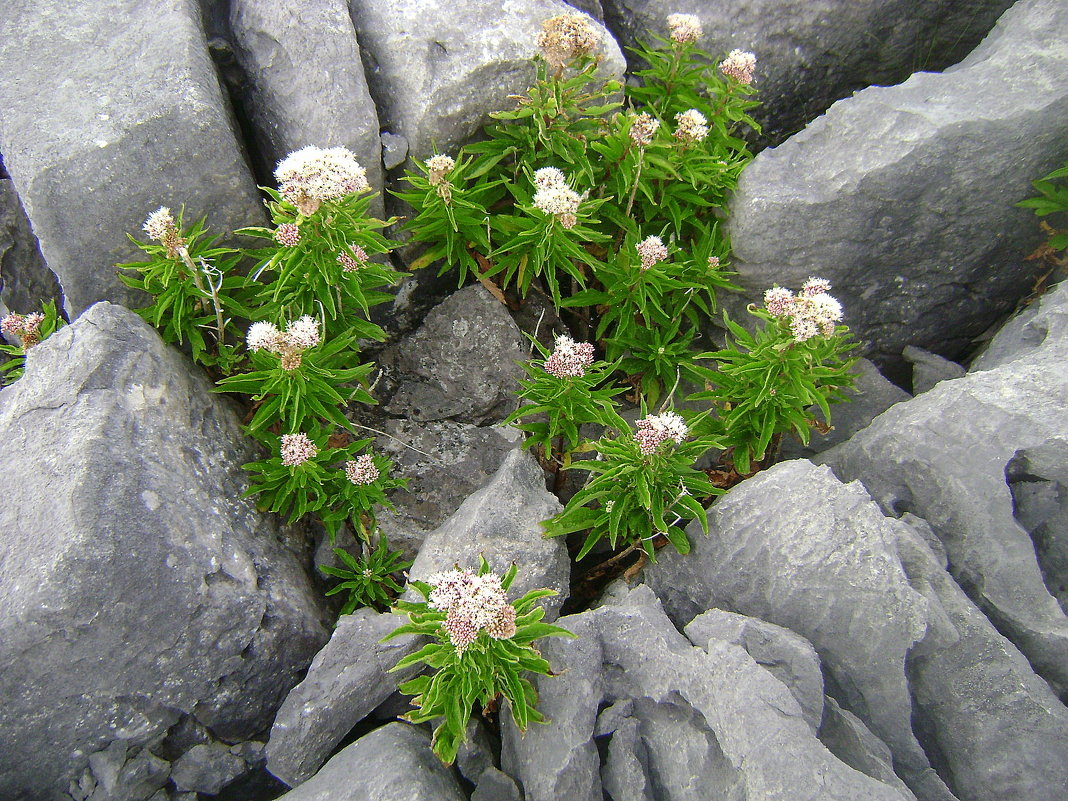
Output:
(689, 279), (857, 474)
(544, 409), (720, 559)
(322, 535), (412, 614)
(119, 207), (246, 373)
(504, 334), (626, 464)
(0, 301), (66, 384)
(1018, 161), (1068, 251)
(385, 559), (575, 764)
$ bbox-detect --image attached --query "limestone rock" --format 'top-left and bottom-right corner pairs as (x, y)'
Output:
(0, 0), (264, 314)
(0, 179), (60, 316)
(902, 345), (965, 394)
(0, 303), (328, 800)
(725, 0), (1068, 380)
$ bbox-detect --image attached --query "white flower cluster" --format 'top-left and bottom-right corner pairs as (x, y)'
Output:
(635, 411), (689, 455)
(142, 206), (185, 256)
(532, 168), (582, 229)
(247, 315), (322, 370)
(426, 569), (517, 654)
(426, 154), (456, 186)
(673, 109), (708, 143)
(629, 112), (660, 147)
(275, 146), (370, 215)
(344, 454), (380, 486)
(274, 223), (301, 247)
(280, 433), (318, 467)
(763, 277), (843, 342)
(0, 311), (45, 348)
(337, 243), (369, 272)
(544, 335), (595, 378)
(536, 13), (601, 69)
(667, 13), (702, 44)
(719, 49), (756, 85)
(636, 235), (669, 270)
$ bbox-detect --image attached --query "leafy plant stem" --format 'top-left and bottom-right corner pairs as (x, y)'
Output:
(624, 148), (646, 221)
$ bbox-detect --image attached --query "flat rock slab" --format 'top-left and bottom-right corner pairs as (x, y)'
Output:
(274, 722), (466, 801)
(601, 0), (1014, 145)
(0, 0), (264, 315)
(725, 0), (1068, 381)
(0, 303), (328, 801)
(817, 279), (1068, 697)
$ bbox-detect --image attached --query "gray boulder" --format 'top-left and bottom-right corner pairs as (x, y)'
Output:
(601, 0), (1014, 146)
(503, 585), (914, 801)
(726, 0), (1068, 381)
(643, 460), (952, 801)
(684, 609), (824, 732)
(170, 743), (245, 795)
(274, 722), (466, 801)
(379, 285), (527, 425)
(1007, 436), (1068, 612)
(229, 0), (384, 204)
(0, 0), (264, 315)
(902, 345), (966, 394)
(407, 447), (569, 619)
(817, 279), (1068, 697)
(266, 609), (418, 787)
(896, 523), (1068, 801)
(348, 0), (625, 160)
(0, 179), (60, 316)
(779, 357), (911, 460)
(374, 418), (520, 559)
(0, 303), (328, 801)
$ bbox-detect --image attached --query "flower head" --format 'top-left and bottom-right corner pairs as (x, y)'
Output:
(635, 411), (689, 455)
(280, 433), (318, 467)
(533, 167), (567, 191)
(142, 206), (185, 256)
(247, 317), (321, 368)
(673, 109), (708, 143)
(274, 223), (301, 247)
(247, 321), (282, 352)
(337, 244), (369, 272)
(707, 255), (721, 269)
(544, 334), (595, 378)
(0, 311), (45, 348)
(426, 154), (456, 186)
(285, 315), (321, 350)
(536, 13), (601, 69)
(719, 49), (756, 85)
(636, 235), (669, 270)
(763, 287), (795, 318)
(344, 454), (380, 486)
(629, 112), (661, 147)
(275, 146), (370, 215)
(426, 568), (513, 654)
(764, 278), (843, 341)
(801, 276), (832, 297)
(534, 182), (582, 227)
(667, 13), (702, 44)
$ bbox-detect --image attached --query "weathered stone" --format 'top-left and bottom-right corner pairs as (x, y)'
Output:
(601, 0), (1014, 146)
(266, 608), (418, 787)
(274, 722), (466, 801)
(684, 609), (824, 732)
(456, 718), (497, 785)
(407, 447), (569, 619)
(0, 0), (264, 315)
(1008, 436), (1068, 612)
(378, 285), (526, 424)
(471, 767), (523, 801)
(819, 696), (910, 797)
(725, 0), (1068, 381)
(779, 357), (911, 460)
(348, 0), (625, 160)
(897, 523), (1068, 801)
(599, 714), (653, 801)
(0, 303), (328, 801)
(229, 0), (384, 205)
(643, 460), (951, 801)
(504, 585), (914, 801)
(902, 345), (966, 394)
(969, 280), (1068, 371)
(171, 743), (245, 795)
(373, 418), (520, 559)
(0, 179), (60, 316)
(817, 279), (1068, 697)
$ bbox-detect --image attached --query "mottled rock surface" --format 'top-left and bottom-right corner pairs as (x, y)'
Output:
(602, 0), (1014, 145)
(266, 609), (418, 787)
(0, 0), (264, 314)
(0, 303), (328, 801)
(229, 0), (384, 204)
(348, 0), (625, 160)
(817, 280), (1068, 696)
(726, 0), (1068, 380)
(274, 723), (466, 800)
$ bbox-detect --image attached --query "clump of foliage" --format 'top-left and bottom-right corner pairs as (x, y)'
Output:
(0, 301), (66, 384)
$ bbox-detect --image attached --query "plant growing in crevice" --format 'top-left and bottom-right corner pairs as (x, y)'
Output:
(322, 535), (413, 614)
(0, 301), (65, 384)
